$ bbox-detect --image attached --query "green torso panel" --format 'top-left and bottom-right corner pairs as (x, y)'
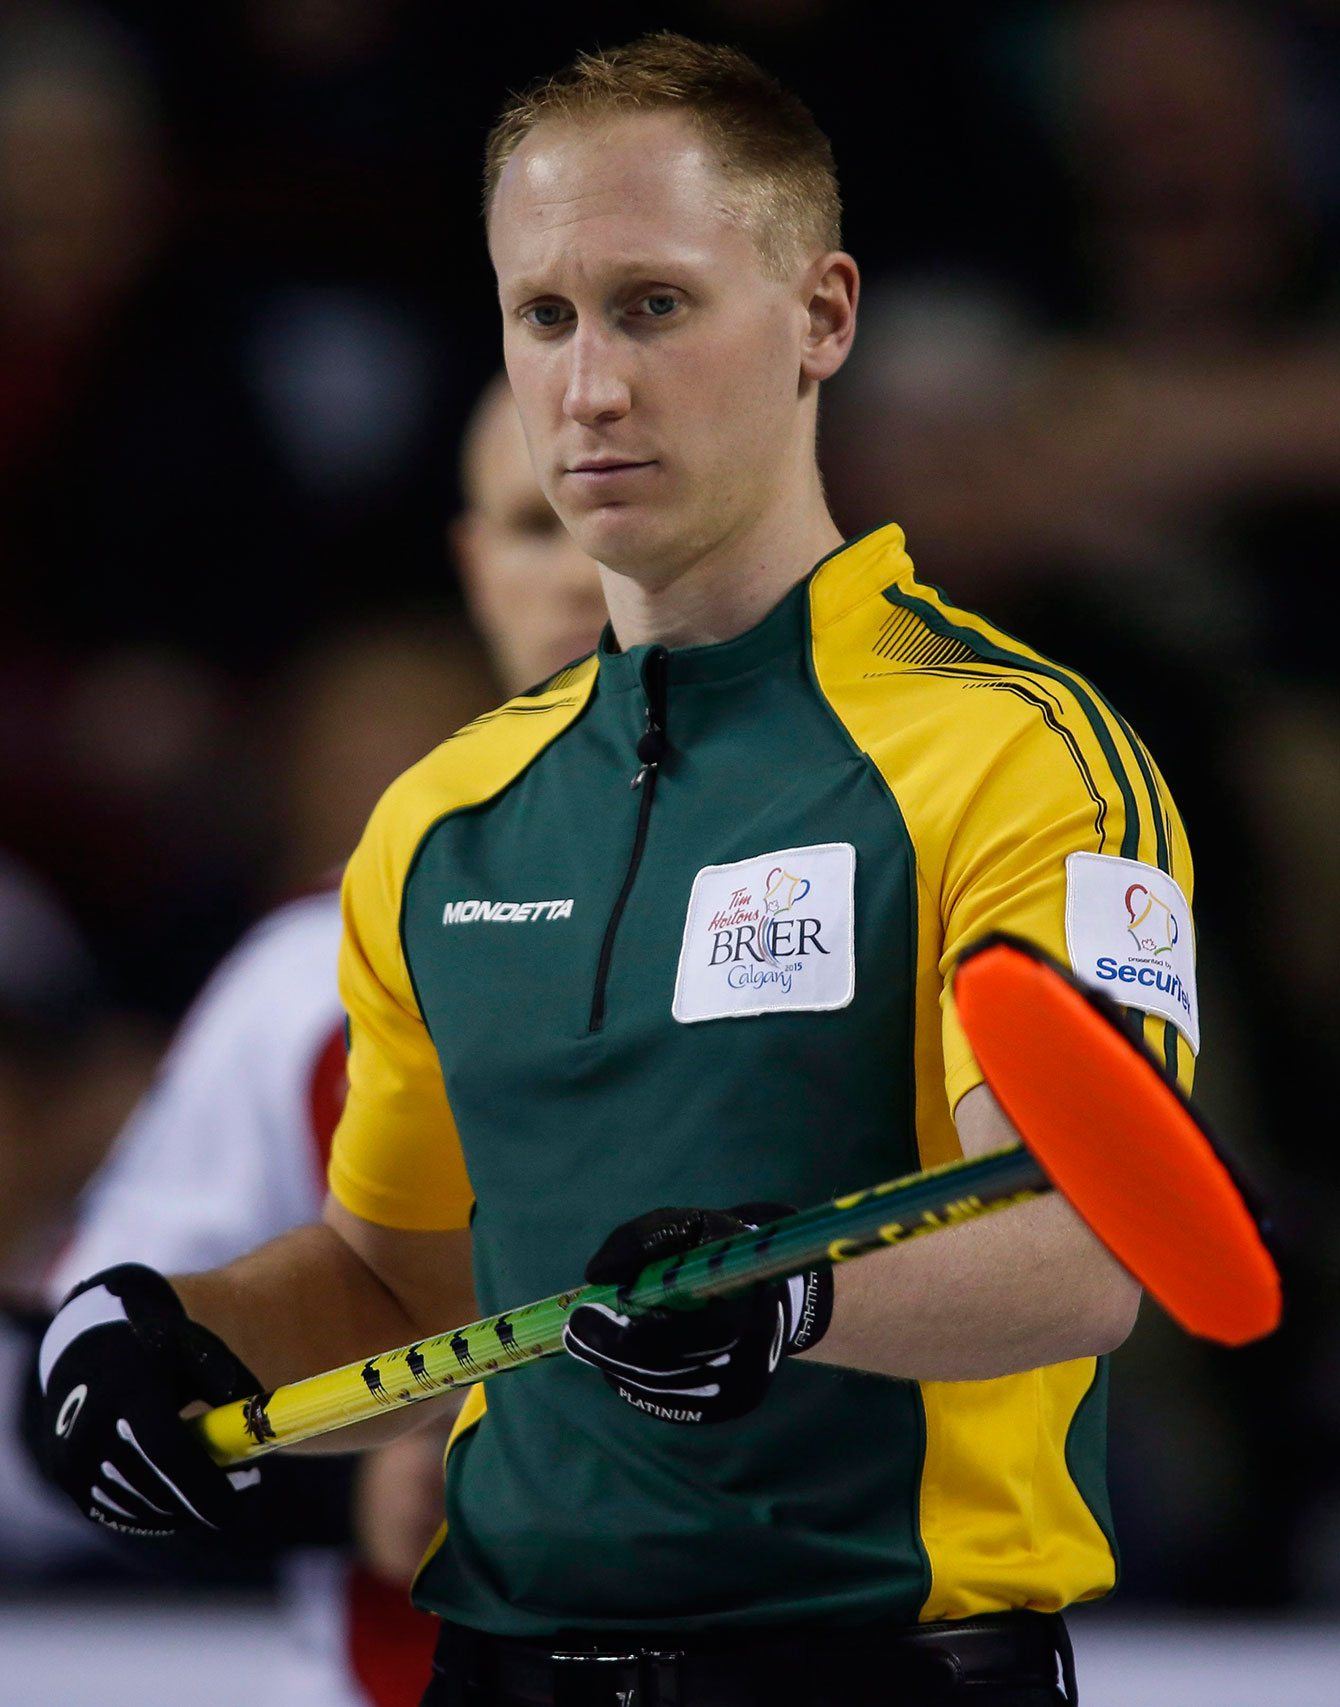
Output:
(403, 582), (933, 1631)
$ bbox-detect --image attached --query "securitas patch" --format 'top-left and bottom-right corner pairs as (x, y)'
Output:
(1065, 851), (1199, 1053)
(672, 843), (856, 1024)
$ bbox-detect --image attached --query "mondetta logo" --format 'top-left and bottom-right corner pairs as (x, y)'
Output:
(442, 899), (573, 924)
(673, 843), (856, 1023)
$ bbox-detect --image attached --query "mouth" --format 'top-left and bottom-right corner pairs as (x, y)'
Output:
(564, 458), (656, 479)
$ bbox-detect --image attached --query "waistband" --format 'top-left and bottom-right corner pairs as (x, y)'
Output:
(431, 1608), (1076, 1705)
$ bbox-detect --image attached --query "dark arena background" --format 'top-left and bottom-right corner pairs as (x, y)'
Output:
(2, 3), (1339, 1702)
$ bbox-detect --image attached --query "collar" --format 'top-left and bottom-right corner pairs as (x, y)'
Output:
(808, 523), (914, 633)
(596, 523), (910, 692)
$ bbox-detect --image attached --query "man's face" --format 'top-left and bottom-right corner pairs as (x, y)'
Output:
(454, 381), (607, 695)
(489, 111), (812, 584)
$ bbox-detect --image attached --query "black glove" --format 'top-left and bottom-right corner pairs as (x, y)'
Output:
(563, 1203), (832, 1425)
(35, 1263), (262, 1537)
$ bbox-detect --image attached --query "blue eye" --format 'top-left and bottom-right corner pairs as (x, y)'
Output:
(525, 303), (567, 329)
(643, 295), (677, 317)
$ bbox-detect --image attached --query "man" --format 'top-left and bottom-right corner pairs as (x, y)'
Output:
(25, 378), (604, 1706)
(35, 36), (1198, 1706)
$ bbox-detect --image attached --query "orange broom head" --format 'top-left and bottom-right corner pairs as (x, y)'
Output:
(953, 934), (1281, 1346)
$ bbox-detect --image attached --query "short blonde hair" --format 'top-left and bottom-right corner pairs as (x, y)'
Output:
(484, 32), (842, 279)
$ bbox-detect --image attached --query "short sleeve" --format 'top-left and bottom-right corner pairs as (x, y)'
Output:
(327, 794), (474, 1231)
(938, 707), (1195, 1113)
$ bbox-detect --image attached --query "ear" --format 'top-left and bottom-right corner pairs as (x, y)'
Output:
(800, 252), (859, 384)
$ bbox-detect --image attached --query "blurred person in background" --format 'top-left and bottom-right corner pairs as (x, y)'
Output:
(823, 0), (1340, 1606)
(14, 375), (604, 1707)
(451, 370), (612, 700)
(0, 4), (170, 490)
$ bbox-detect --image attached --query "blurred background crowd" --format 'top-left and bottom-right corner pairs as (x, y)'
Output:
(2, 0), (1339, 1644)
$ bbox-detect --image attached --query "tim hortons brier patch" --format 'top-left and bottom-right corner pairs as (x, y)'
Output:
(1064, 850), (1200, 1052)
(672, 843), (856, 1023)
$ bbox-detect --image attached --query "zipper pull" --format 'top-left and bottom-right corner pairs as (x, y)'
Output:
(631, 646), (669, 789)
(631, 719), (667, 789)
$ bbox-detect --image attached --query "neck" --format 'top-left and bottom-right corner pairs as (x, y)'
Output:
(598, 470), (843, 652)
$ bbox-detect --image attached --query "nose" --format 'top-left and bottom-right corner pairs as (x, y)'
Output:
(562, 322), (631, 428)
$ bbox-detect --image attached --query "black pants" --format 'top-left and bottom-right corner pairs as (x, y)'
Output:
(420, 1611), (1076, 1706)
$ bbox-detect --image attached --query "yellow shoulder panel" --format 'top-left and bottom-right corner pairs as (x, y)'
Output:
(328, 663), (599, 1230)
(810, 529), (1193, 1142)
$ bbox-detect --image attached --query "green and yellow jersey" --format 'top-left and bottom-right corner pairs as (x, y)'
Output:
(329, 523), (1196, 1636)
